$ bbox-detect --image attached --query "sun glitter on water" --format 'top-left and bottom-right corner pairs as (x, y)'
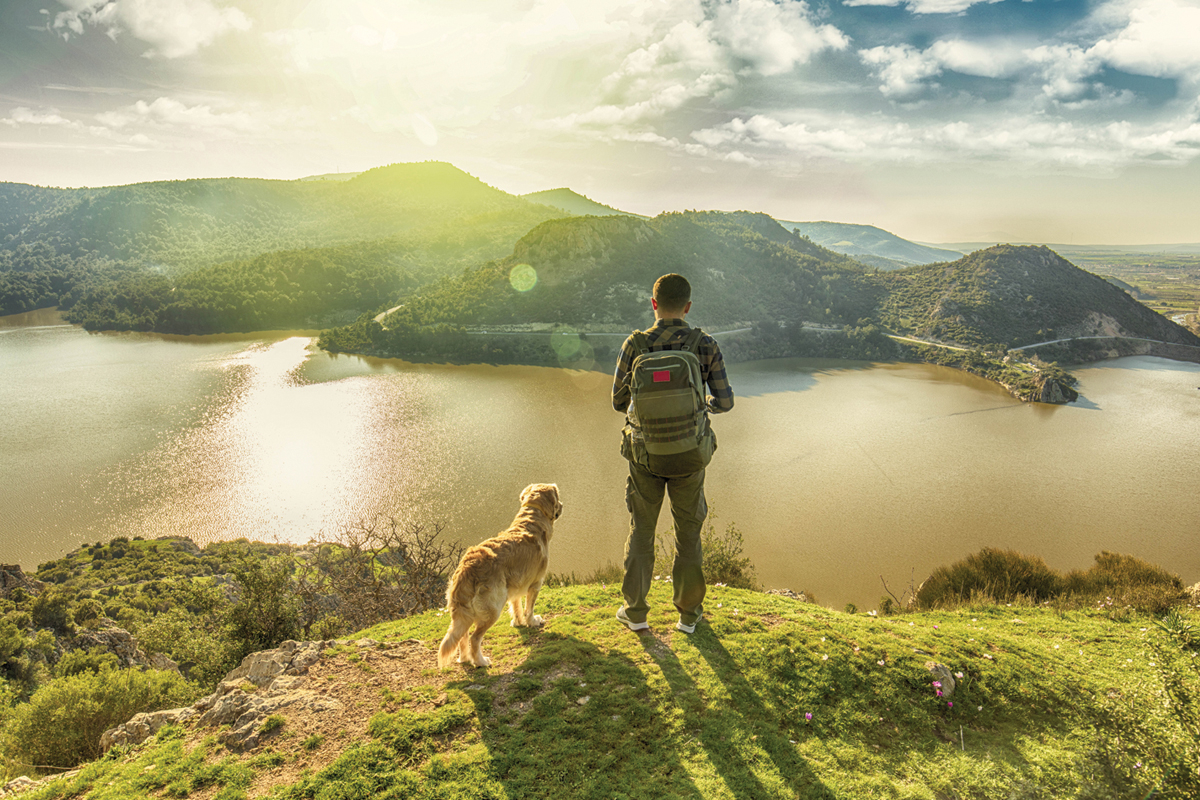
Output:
(509, 264), (537, 292)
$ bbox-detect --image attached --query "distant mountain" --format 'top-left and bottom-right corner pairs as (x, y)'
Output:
(519, 188), (645, 219)
(0, 162), (561, 273)
(876, 245), (1200, 349)
(779, 221), (962, 267)
(932, 242), (1200, 256)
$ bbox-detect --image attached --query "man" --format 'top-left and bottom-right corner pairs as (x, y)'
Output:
(612, 273), (734, 634)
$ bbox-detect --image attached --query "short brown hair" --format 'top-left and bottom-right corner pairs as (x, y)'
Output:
(653, 273), (691, 312)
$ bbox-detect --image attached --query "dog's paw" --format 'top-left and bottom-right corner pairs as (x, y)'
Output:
(473, 654), (491, 668)
(530, 614), (544, 627)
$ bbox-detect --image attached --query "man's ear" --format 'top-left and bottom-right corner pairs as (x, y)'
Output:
(651, 298), (659, 312)
(683, 300), (692, 314)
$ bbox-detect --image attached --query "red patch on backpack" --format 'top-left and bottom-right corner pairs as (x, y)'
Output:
(652, 370), (671, 383)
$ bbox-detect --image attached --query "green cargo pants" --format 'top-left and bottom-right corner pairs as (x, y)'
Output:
(620, 461), (707, 626)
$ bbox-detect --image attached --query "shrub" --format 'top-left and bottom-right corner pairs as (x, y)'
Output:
(657, 512), (758, 590)
(4, 666), (200, 769)
(917, 547), (1063, 608)
(56, 647), (120, 677)
(1065, 551), (1183, 598)
(226, 553), (301, 660)
(30, 587), (75, 634)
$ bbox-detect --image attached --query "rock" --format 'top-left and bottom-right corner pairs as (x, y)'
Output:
(148, 652), (181, 675)
(765, 588), (815, 604)
(100, 707), (195, 751)
(2, 776), (38, 796)
(0, 564), (44, 599)
(70, 626), (151, 669)
(102, 638), (342, 754)
(924, 661), (956, 698)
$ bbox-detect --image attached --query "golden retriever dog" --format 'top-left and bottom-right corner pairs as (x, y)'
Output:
(438, 483), (562, 668)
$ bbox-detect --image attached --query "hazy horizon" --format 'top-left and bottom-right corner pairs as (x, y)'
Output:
(3, 0), (1199, 246)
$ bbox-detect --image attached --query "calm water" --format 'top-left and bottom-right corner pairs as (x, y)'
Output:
(3, 308), (1198, 609)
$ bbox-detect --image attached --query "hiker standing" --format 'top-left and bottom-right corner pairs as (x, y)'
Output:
(612, 273), (734, 634)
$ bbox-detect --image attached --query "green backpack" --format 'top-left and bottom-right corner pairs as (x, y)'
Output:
(621, 327), (717, 477)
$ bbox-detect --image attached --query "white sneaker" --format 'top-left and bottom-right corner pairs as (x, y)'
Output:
(675, 618), (697, 634)
(616, 607), (649, 631)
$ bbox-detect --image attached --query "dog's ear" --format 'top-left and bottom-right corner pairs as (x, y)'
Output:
(519, 484), (534, 504)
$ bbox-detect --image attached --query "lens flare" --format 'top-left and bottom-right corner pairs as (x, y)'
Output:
(550, 328), (595, 370)
(509, 264), (537, 292)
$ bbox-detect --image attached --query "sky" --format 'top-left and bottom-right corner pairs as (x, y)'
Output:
(1, 0), (1198, 244)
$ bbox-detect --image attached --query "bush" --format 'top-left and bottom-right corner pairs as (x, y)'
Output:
(134, 606), (240, 688)
(30, 587), (75, 634)
(658, 511), (758, 591)
(917, 547), (1063, 608)
(1065, 551), (1183, 599)
(3, 666), (200, 769)
(55, 647), (120, 677)
(226, 553), (301, 660)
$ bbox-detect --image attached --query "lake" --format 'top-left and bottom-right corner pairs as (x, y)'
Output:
(3, 308), (1198, 609)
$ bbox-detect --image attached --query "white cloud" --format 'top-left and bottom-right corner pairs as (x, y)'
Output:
(50, 0), (250, 58)
(96, 97), (266, 135)
(927, 39), (1025, 79)
(3, 107), (80, 128)
(1089, 0), (1200, 81)
(690, 111), (1200, 169)
(711, 0), (849, 76)
(859, 45), (941, 99)
(842, 0), (1003, 14)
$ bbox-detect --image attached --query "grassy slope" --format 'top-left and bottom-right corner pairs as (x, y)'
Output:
(21, 583), (1199, 800)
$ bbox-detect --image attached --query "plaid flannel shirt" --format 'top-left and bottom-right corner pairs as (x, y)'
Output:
(612, 318), (735, 415)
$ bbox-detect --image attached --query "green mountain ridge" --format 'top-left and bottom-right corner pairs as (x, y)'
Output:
(0, 162), (562, 273)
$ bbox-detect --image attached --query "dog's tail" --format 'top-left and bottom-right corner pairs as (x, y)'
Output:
(437, 608), (471, 669)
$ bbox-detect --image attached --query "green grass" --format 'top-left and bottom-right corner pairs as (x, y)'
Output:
(17, 583), (1200, 799)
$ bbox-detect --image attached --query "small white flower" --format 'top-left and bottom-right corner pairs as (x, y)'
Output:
(877, 660), (885, 666)
(868, 610), (877, 617)
(822, 654), (829, 661)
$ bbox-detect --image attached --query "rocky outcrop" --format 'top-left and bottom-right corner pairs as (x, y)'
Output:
(0, 564), (44, 599)
(1027, 374), (1080, 405)
(68, 626), (180, 674)
(101, 639), (344, 753)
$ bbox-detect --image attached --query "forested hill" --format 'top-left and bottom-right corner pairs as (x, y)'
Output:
(0, 162), (561, 273)
(5, 162), (576, 327)
(319, 214), (1200, 372)
(877, 245), (1200, 349)
(317, 211), (881, 356)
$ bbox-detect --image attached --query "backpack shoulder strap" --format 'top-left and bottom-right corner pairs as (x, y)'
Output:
(630, 330), (649, 357)
(682, 327), (704, 354)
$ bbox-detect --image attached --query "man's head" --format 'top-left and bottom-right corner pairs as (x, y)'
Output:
(652, 273), (692, 318)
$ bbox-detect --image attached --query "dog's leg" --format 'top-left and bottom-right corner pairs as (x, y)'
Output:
(438, 611), (472, 669)
(467, 608), (500, 667)
(524, 581), (544, 627)
(508, 597), (526, 627)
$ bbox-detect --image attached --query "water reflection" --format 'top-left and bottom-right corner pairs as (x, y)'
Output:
(3, 313), (1198, 610)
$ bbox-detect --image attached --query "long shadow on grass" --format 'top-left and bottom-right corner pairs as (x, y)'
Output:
(460, 630), (707, 800)
(643, 634), (836, 800)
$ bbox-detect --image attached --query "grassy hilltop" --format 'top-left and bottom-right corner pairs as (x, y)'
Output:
(8, 583), (1200, 800)
(2, 537), (1199, 800)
